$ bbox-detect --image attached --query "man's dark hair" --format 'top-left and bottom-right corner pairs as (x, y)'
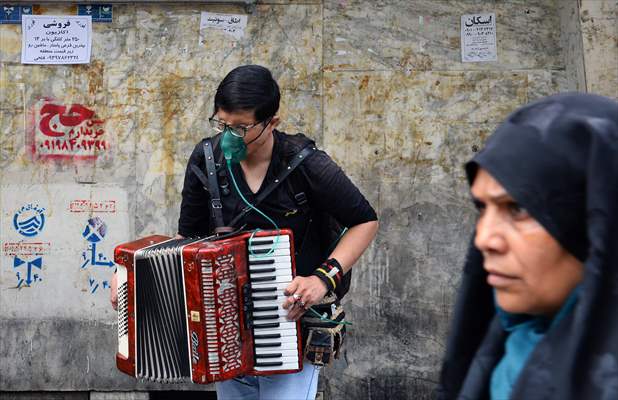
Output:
(213, 65), (280, 122)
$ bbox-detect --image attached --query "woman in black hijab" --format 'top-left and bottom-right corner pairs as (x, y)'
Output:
(438, 93), (618, 400)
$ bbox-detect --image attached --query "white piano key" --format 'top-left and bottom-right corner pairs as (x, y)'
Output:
(254, 337), (298, 347)
(253, 321), (297, 331)
(252, 309), (288, 318)
(249, 274), (292, 284)
(252, 290), (287, 299)
(251, 316), (297, 324)
(254, 349), (300, 358)
(249, 253), (291, 262)
(248, 239), (291, 249)
(249, 235), (290, 244)
(253, 362), (300, 372)
(249, 265), (292, 279)
(249, 258), (292, 267)
(255, 356), (300, 365)
(255, 342), (298, 351)
(250, 275), (292, 284)
(253, 328), (298, 337)
(251, 282), (293, 291)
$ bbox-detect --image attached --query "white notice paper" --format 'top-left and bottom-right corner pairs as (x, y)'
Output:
(21, 15), (92, 64)
(200, 12), (247, 40)
(461, 13), (497, 63)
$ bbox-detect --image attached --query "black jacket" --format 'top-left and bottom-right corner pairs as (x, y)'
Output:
(178, 130), (377, 277)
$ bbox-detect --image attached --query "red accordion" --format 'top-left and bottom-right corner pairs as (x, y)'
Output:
(113, 229), (303, 384)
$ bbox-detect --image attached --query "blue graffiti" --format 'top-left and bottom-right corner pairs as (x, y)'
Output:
(14, 257), (43, 287)
(88, 276), (110, 294)
(82, 216), (108, 243)
(81, 243), (114, 268)
(13, 204), (46, 237)
(81, 217), (114, 294)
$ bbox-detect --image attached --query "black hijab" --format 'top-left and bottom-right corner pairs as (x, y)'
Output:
(438, 93), (618, 400)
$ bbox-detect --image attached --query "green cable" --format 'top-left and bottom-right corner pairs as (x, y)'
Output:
(306, 306), (353, 326)
(226, 160), (280, 257)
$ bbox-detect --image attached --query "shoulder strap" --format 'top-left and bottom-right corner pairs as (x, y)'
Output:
(228, 144), (316, 228)
(202, 138), (225, 229)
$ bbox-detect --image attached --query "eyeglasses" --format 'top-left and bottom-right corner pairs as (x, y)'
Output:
(208, 117), (264, 138)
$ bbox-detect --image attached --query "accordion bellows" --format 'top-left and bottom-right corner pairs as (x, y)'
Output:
(114, 229), (302, 384)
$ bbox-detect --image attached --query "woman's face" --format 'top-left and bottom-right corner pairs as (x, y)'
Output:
(471, 168), (584, 316)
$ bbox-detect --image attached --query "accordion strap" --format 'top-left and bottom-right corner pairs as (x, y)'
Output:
(228, 144), (316, 228)
(202, 138), (225, 229)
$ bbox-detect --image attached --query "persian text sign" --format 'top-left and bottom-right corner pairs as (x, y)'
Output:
(461, 13), (497, 63)
(200, 12), (247, 40)
(21, 15), (92, 64)
(30, 99), (109, 160)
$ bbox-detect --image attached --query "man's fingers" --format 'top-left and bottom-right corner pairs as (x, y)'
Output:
(284, 278), (300, 296)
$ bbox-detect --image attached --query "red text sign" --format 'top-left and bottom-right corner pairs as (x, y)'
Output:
(29, 99), (110, 160)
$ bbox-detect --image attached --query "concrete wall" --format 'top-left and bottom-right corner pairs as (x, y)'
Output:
(1, 1), (616, 399)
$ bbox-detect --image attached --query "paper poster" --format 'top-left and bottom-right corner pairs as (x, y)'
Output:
(461, 13), (497, 63)
(200, 12), (247, 40)
(21, 15), (92, 64)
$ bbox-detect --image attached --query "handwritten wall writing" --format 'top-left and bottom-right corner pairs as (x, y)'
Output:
(200, 12), (248, 40)
(29, 99), (109, 160)
(21, 15), (92, 64)
(80, 217), (114, 294)
(461, 13), (497, 63)
(69, 200), (116, 213)
(3, 242), (51, 257)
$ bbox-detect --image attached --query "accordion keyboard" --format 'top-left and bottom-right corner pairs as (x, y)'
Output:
(247, 234), (300, 371)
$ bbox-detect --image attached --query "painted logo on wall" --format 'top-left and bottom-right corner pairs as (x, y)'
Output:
(13, 204), (46, 237)
(28, 99), (109, 160)
(10, 203), (47, 288)
(80, 216), (114, 294)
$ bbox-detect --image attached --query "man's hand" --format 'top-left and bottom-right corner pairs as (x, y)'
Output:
(110, 271), (118, 310)
(282, 276), (328, 321)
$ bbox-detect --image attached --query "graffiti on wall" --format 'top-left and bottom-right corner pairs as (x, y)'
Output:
(69, 200), (116, 213)
(3, 204), (49, 288)
(80, 216), (115, 293)
(28, 99), (109, 160)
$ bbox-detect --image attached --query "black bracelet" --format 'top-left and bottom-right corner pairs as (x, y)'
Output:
(312, 258), (343, 292)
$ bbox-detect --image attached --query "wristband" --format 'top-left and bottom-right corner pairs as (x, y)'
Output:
(312, 258), (343, 292)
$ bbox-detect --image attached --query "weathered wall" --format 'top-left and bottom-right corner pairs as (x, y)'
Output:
(579, 0), (618, 99)
(0, 1), (615, 399)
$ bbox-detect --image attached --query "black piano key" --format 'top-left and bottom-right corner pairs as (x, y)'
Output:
(252, 295), (278, 301)
(251, 276), (276, 282)
(249, 240), (273, 246)
(253, 314), (279, 320)
(254, 333), (281, 340)
(255, 361), (284, 367)
(251, 248), (272, 255)
(253, 306), (278, 312)
(249, 259), (275, 265)
(250, 267), (276, 274)
(252, 287), (276, 293)
(253, 322), (280, 329)
(254, 342), (281, 348)
(255, 353), (283, 358)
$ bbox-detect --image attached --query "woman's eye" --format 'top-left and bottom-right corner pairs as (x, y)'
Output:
(473, 200), (485, 214)
(507, 201), (529, 219)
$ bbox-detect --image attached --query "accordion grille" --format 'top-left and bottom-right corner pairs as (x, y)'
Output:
(118, 282), (129, 338)
(135, 244), (190, 382)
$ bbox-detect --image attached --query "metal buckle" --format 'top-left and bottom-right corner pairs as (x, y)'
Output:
(211, 199), (222, 209)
